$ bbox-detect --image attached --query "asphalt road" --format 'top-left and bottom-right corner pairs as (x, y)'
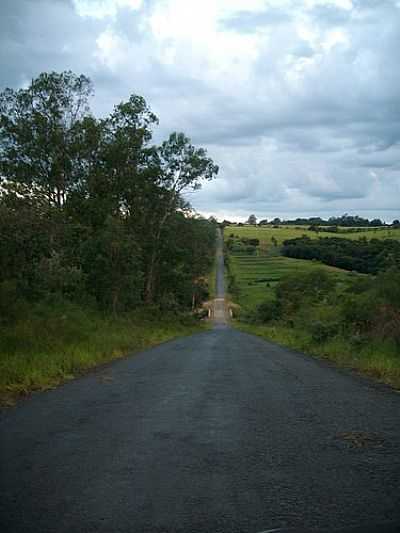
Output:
(1, 232), (400, 533)
(215, 227), (225, 299)
(213, 227), (228, 323)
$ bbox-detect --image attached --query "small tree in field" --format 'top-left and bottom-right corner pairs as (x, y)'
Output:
(247, 214), (257, 225)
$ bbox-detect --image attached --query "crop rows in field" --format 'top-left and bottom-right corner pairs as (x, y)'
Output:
(225, 224), (371, 311)
(229, 254), (350, 311)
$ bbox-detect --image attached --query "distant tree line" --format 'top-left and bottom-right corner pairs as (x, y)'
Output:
(224, 215), (400, 228)
(0, 71), (219, 317)
(282, 236), (400, 274)
(267, 214), (391, 227)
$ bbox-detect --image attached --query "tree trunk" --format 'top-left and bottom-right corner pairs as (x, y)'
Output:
(143, 208), (172, 304)
(112, 289), (119, 317)
(144, 250), (157, 304)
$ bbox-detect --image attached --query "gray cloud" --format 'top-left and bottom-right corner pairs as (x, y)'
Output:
(0, 0), (399, 221)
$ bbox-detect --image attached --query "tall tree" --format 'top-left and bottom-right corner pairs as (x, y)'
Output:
(0, 71), (219, 313)
(143, 132), (219, 303)
(0, 71), (93, 207)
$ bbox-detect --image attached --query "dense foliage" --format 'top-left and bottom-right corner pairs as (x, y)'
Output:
(0, 71), (218, 318)
(257, 267), (400, 345)
(226, 234), (260, 255)
(282, 236), (400, 274)
(250, 267), (400, 346)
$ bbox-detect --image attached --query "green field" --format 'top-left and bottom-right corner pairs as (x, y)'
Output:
(225, 225), (358, 311)
(224, 224), (400, 388)
(229, 254), (351, 311)
(224, 224), (398, 311)
(225, 224), (400, 254)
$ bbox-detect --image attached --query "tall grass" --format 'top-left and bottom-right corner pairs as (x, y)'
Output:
(0, 301), (204, 405)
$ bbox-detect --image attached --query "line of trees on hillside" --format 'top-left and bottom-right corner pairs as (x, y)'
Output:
(263, 215), (394, 227)
(282, 236), (400, 274)
(0, 71), (219, 318)
(223, 215), (400, 228)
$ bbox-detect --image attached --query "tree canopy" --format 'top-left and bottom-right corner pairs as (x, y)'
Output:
(0, 71), (219, 315)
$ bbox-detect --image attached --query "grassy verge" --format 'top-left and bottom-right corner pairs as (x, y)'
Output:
(236, 321), (400, 389)
(0, 301), (205, 406)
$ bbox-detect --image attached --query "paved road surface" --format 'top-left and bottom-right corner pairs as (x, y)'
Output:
(1, 231), (400, 532)
(213, 227), (228, 323)
(215, 227), (225, 299)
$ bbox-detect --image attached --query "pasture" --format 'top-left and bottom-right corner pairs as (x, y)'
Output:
(225, 224), (400, 254)
(224, 225), (370, 311)
(228, 254), (352, 311)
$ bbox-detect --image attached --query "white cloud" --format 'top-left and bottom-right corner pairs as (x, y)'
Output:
(95, 28), (127, 68)
(304, 0), (353, 9)
(1, 0), (400, 221)
(148, 0), (264, 84)
(73, 0), (143, 19)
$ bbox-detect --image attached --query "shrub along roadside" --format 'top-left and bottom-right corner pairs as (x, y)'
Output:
(0, 301), (207, 406)
(236, 268), (400, 388)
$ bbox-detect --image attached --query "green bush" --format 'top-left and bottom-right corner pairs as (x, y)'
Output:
(375, 268), (400, 309)
(341, 293), (375, 331)
(275, 269), (335, 315)
(0, 281), (29, 325)
(309, 320), (339, 343)
(34, 252), (86, 302)
(247, 267), (400, 350)
(256, 300), (281, 323)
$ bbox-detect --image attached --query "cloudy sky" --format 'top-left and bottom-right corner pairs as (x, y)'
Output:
(1, 0), (400, 221)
